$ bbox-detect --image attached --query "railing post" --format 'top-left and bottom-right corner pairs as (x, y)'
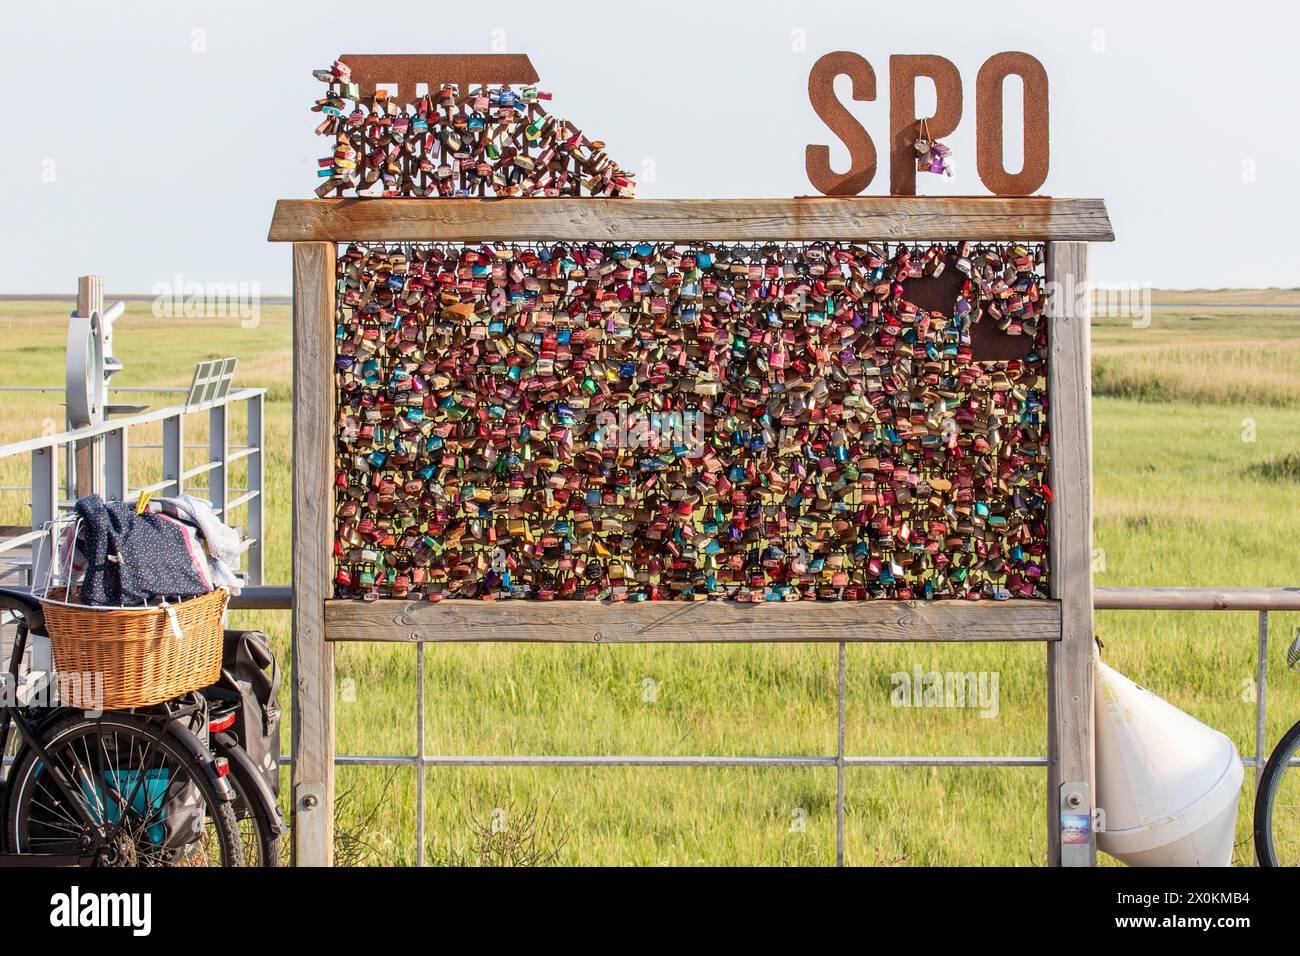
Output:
(209, 403), (228, 516)
(246, 392), (264, 585)
(104, 427), (128, 502)
(416, 642), (425, 867)
(73, 275), (105, 500)
(29, 447), (57, 673)
(291, 241), (337, 866)
(836, 642), (846, 867)
(1256, 611), (1269, 786)
(162, 413), (183, 498)
(1045, 241), (1096, 866)
(1254, 609), (1269, 866)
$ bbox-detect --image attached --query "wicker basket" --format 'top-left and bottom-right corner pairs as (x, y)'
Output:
(39, 587), (229, 709)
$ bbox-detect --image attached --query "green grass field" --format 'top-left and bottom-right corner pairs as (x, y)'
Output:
(1, 294), (1297, 866)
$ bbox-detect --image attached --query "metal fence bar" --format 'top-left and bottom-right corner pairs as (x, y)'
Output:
(131, 478), (176, 496)
(844, 756), (1049, 767)
(1256, 611), (1270, 785)
(1254, 610), (1270, 867)
(338, 755), (842, 767)
(229, 586), (292, 609)
(180, 460), (222, 481)
(0, 528), (46, 553)
(223, 490), (259, 512)
(279, 752), (1286, 768)
(0, 388), (266, 459)
(104, 427), (128, 502)
(161, 414), (183, 498)
(1093, 588), (1300, 611)
(416, 642), (425, 868)
(347, 754), (1300, 770)
(245, 393), (264, 584)
(30, 450), (55, 550)
(0, 385), (184, 395)
(307, 754), (1048, 768)
(28, 447), (56, 673)
(225, 446), (259, 464)
(836, 642), (846, 866)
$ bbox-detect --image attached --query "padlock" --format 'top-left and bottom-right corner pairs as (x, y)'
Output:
(332, 238), (1051, 602)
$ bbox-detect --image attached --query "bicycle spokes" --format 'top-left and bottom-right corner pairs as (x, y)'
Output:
(16, 720), (230, 866)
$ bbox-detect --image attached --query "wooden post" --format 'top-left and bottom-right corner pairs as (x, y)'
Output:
(291, 241), (337, 866)
(1045, 241), (1096, 866)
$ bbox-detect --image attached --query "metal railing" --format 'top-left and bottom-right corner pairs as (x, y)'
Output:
(226, 584), (1300, 866)
(0, 388), (266, 601)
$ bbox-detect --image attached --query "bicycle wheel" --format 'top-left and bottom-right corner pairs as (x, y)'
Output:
(6, 711), (243, 866)
(213, 731), (284, 866)
(1254, 718), (1300, 866)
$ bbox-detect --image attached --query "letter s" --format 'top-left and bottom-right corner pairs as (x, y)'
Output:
(805, 52), (877, 196)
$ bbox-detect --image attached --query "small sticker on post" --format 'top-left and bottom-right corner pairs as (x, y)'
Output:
(1060, 813), (1091, 845)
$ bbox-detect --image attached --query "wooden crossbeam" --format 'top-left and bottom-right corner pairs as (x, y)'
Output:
(268, 197), (1115, 243)
(324, 597), (1063, 644)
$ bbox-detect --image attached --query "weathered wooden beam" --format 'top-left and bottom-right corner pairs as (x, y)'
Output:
(323, 598), (1062, 644)
(1045, 241), (1096, 867)
(291, 241), (337, 867)
(268, 197), (1115, 244)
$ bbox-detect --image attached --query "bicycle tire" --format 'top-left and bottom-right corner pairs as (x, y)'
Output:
(1254, 718), (1300, 866)
(213, 730), (284, 867)
(6, 711), (243, 866)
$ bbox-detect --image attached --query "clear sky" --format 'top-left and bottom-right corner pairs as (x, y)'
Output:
(2, 0), (1295, 294)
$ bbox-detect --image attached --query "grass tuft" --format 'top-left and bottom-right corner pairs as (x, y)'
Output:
(1247, 451), (1300, 483)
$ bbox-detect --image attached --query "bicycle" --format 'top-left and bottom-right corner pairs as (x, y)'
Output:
(1254, 630), (1300, 866)
(0, 587), (243, 866)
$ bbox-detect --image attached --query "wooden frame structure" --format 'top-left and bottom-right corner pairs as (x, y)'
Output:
(270, 195), (1113, 867)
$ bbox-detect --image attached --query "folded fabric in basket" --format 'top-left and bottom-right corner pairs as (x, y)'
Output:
(71, 495), (214, 606)
(148, 495), (243, 594)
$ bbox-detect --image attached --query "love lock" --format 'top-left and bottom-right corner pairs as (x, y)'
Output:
(329, 239), (1052, 605)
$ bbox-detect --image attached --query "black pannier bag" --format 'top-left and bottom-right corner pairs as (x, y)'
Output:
(204, 630), (282, 796)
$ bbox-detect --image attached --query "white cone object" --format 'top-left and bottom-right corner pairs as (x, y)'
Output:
(1095, 658), (1243, 866)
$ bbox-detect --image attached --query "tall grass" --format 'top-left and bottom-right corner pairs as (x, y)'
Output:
(1093, 344), (1300, 407)
(1, 300), (1297, 865)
